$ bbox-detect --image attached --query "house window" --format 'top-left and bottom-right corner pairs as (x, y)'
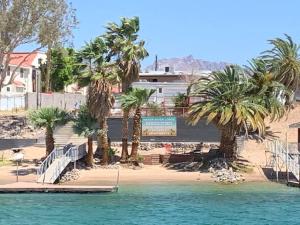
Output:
(158, 88), (163, 93)
(6, 87), (10, 92)
(20, 68), (24, 78)
(16, 87), (24, 93)
(7, 66), (10, 76)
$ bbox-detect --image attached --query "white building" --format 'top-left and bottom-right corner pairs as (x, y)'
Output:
(132, 81), (189, 106)
(1, 52), (46, 95)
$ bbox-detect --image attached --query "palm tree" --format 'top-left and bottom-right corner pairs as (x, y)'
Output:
(73, 105), (98, 167)
(121, 88), (155, 161)
(76, 37), (119, 165)
(104, 17), (149, 162)
(261, 34), (300, 94)
(246, 58), (289, 121)
(28, 107), (69, 156)
(188, 66), (269, 158)
(88, 72), (116, 165)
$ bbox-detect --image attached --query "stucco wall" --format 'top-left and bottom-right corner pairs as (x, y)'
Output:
(25, 92), (86, 110)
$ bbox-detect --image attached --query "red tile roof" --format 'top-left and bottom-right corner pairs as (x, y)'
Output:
(8, 52), (39, 67)
(13, 80), (25, 87)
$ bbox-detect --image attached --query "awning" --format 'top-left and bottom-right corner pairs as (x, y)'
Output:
(289, 122), (300, 129)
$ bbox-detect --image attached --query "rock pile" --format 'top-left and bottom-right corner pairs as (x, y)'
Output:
(208, 158), (245, 183)
(111, 142), (217, 153)
(0, 115), (44, 138)
(59, 169), (80, 183)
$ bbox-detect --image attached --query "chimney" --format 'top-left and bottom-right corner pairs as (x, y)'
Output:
(155, 55), (158, 71)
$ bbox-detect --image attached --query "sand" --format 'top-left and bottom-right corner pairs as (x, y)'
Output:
(0, 144), (267, 186)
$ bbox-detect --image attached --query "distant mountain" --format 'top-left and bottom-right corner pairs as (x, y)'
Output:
(145, 55), (229, 72)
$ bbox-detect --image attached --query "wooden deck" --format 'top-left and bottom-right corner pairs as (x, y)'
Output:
(0, 182), (118, 193)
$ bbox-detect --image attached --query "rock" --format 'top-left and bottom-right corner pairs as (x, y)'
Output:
(207, 158), (245, 184)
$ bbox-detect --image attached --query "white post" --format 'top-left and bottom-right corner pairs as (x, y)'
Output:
(16, 161), (19, 182)
(286, 132), (289, 183)
(275, 141), (279, 182)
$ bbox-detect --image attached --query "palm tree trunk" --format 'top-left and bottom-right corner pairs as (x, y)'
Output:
(120, 109), (129, 162)
(99, 117), (109, 165)
(130, 107), (141, 160)
(45, 127), (54, 156)
(85, 136), (94, 166)
(219, 125), (236, 158)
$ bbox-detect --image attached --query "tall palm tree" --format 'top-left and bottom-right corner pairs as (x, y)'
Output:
(28, 107), (69, 156)
(261, 34), (300, 94)
(188, 66), (269, 158)
(121, 88), (155, 161)
(76, 37), (119, 165)
(104, 17), (149, 162)
(73, 105), (98, 167)
(88, 71), (116, 165)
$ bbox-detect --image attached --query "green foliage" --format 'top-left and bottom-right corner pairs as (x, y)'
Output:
(51, 47), (77, 91)
(108, 148), (118, 157)
(146, 102), (165, 116)
(39, 47), (78, 92)
(104, 17), (148, 91)
(73, 105), (98, 138)
(28, 107), (69, 129)
(261, 34), (300, 92)
(246, 58), (289, 121)
(172, 93), (189, 107)
(120, 88), (156, 111)
(188, 65), (269, 136)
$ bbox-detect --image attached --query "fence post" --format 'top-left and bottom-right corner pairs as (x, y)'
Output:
(286, 132), (289, 183)
(275, 141), (279, 182)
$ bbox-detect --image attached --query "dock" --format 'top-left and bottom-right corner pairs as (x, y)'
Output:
(287, 181), (300, 188)
(0, 182), (118, 193)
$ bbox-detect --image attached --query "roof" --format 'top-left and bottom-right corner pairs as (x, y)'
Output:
(13, 80), (25, 87)
(8, 52), (39, 67)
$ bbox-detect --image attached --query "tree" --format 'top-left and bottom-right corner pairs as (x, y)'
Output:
(246, 58), (289, 121)
(73, 105), (98, 167)
(188, 66), (270, 158)
(261, 34), (300, 94)
(121, 88), (155, 161)
(173, 93), (189, 108)
(40, 47), (77, 92)
(28, 107), (69, 156)
(0, 0), (77, 92)
(76, 37), (119, 165)
(104, 17), (149, 161)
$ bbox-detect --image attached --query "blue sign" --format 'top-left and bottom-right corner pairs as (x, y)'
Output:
(142, 116), (177, 136)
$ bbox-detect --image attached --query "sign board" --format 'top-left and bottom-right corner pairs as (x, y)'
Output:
(142, 116), (177, 136)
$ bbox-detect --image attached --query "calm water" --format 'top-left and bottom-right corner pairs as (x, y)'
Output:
(0, 182), (300, 225)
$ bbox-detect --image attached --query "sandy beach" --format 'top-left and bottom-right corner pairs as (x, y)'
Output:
(0, 143), (267, 186)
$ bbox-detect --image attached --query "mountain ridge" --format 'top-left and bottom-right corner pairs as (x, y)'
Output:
(145, 55), (229, 72)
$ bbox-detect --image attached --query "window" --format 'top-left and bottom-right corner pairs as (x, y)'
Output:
(20, 68), (24, 78)
(16, 87), (24, 93)
(152, 79), (158, 82)
(158, 88), (163, 93)
(6, 87), (10, 92)
(7, 66), (10, 76)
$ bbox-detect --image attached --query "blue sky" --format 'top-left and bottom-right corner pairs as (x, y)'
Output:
(70, 0), (300, 68)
